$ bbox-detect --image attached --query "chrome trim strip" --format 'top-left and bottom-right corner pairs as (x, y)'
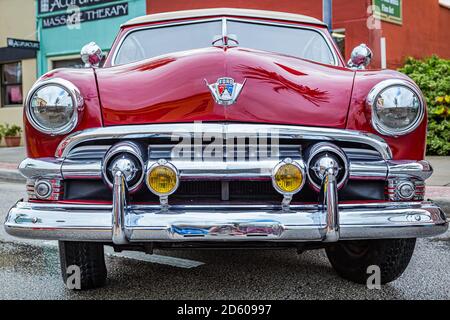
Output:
(56, 123), (392, 160)
(61, 159), (102, 179)
(4, 200), (442, 211)
(387, 160), (433, 180)
(20, 157), (435, 183)
(122, 8), (327, 28)
(349, 160), (387, 180)
(5, 201), (447, 242)
(112, 18), (338, 67)
(19, 158), (63, 179)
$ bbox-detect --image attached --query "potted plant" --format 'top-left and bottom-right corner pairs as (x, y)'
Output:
(3, 124), (22, 147)
(0, 124), (4, 146)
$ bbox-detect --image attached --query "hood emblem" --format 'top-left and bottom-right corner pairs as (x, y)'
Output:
(205, 77), (246, 106)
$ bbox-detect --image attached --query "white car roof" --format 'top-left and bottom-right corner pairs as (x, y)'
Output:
(123, 8), (326, 27)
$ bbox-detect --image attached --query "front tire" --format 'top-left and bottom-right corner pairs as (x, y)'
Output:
(59, 241), (107, 290)
(325, 239), (416, 285)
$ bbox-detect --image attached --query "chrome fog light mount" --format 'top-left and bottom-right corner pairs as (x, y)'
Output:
(306, 142), (349, 191)
(102, 141), (145, 193)
(271, 158), (306, 209)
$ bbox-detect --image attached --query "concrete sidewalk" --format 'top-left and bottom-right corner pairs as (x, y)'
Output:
(0, 146), (449, 213)
(0, 147), (26, 182)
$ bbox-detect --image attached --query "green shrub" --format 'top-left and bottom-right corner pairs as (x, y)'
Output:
(399, 56), (450, 156)
(2, 124), (22, 137)
(0, 124), (4, 139)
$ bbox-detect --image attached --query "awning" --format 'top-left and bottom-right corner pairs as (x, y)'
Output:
(0, 47), (36, 63)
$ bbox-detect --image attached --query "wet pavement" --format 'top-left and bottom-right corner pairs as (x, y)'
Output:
(0, 181), (449, 300)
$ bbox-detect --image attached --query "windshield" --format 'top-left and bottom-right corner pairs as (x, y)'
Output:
(114, 19), (336, 66)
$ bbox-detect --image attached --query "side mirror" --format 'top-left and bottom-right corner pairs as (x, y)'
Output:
(80, 42), (103, 68)
(348, 44), (373, 70)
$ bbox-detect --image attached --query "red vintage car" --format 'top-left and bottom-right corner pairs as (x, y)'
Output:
(5, 8), (448, 290)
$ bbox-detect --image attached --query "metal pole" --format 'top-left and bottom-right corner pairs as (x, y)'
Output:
(323, 0), (333, 31)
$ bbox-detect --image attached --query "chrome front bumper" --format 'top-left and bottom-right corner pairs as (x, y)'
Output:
(5, 200), (447, 243)
(5, 123), (448, 244)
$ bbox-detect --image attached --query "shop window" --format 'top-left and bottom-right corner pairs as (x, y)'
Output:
(1, 62), (23, 107)
(331, 29), (346, 60)
(52, 58), (84, 69)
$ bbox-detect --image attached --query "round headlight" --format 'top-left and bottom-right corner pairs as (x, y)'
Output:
(26, 78), (83, 135)
(367, 80), (424, 136)
(272, 159), (306, 195)
(146, 160), (179, 196)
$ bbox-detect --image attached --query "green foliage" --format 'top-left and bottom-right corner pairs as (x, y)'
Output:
(2, 124), (22, 137)
(399, 56), (450, 156)
(0, 124), (4, 139)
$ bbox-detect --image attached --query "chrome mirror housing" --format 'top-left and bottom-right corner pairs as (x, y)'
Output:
(347, 44), (373, 70)
(80, 42), (103, 68)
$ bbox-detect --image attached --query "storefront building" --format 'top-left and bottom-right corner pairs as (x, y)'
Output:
(146, 0), (450, 69)
(0, 0), (38, 145)
(36, 0), (147, 75)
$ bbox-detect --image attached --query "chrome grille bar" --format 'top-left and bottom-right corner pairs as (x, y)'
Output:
(57, 123), (392, 159)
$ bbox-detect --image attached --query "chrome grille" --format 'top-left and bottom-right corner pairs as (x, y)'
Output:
(66, 140), (383, 162)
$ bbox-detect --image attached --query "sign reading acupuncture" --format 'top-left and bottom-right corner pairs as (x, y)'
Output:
(38, 0), (118, 14)
(42, 3), (128, 29)
(373, 0), (403, 25)
(7, 38), (40, 50)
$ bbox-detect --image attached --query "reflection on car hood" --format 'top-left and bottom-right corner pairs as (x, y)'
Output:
(96, 47), (355, 128)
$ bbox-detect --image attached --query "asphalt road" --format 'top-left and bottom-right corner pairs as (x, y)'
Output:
(0, 180), (449, 300)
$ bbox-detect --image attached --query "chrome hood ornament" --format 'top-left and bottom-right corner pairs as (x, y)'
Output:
(205, 77), (246, 106)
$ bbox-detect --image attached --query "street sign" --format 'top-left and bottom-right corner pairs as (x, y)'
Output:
(7, 38), (40, 50)
(373, 0), (403, 25)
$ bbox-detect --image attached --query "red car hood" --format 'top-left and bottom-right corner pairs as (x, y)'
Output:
(96, 47), (355, 128)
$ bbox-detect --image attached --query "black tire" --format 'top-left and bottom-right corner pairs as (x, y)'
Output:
(59, 241), (107, 290)
(325, 239), (416, 285)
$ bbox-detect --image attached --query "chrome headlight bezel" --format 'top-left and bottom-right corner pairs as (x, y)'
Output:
(25, 78), (84, 136)
(367, 79), (425, 137)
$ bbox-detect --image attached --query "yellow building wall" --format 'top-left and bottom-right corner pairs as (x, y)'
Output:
(0, 0), (36, 47)
(0, 0), (37, 146)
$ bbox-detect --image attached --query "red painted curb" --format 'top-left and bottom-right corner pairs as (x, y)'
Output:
(426, 186), (450, 198)
(0, 162), (18, 170)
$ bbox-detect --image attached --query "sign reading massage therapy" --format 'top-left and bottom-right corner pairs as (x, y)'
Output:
(39, 1), (129, 29)
(373, 0), (403, 25)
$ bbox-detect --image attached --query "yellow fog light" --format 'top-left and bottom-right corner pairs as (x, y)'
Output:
(146, 160), (179, 196)
(272, 159), (306, 195)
